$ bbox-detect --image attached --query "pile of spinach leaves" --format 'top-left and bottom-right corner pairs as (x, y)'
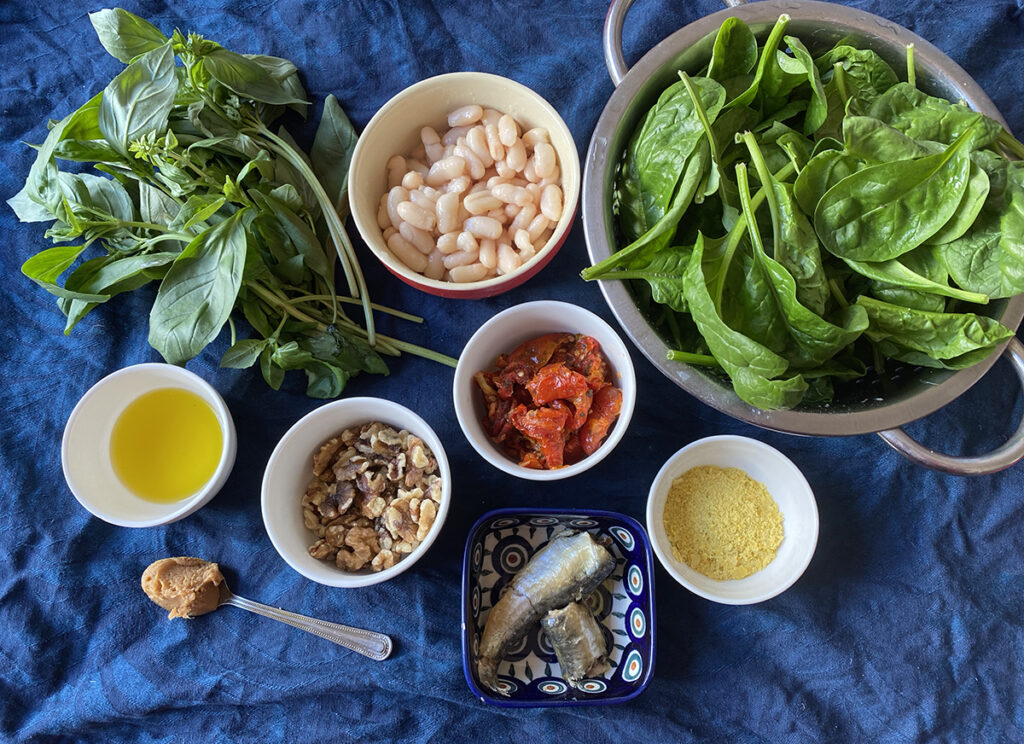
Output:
(583, 14), (1024, 410)
(8, 8), (455, 398)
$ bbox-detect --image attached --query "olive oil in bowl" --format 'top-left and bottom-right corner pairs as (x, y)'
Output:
(110, 387), (224, 503)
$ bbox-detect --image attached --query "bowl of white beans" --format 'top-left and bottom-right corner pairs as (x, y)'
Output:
(348, 72), (581, 298)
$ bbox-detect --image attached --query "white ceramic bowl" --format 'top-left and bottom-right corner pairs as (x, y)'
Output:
(261, 397), (452, 588)
(453, 301), (636, 480)
(61, 363), (237, 528)
(646, 436), (818, 604)
(348, 71), (581, 299)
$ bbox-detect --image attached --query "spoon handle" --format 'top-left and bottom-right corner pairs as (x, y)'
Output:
(224, 594), (392, 660)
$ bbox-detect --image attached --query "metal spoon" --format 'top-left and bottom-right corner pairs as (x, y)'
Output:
(217, 581), (392, 660)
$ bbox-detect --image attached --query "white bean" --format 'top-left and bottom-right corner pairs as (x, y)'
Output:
(497, 242), (520, 275)
(442, 125), (471, 146)
(457, 231), (479, 254)
(436, 192), (460, 235)
(504, 203), (521, 219)
(478, 238), (497, 269)
(383, 226), (397, 241)
(397, 200), (436, 231)
(540, 185), (563, 222)
(464, 190), (503, 215)
(400, 221), (435, 255)
(411, 144), (427, 161)
(450, 263), (489, 283)
(446, 175), (471, 194)
(448, 105), (483, 128)
(505, 139), (527, 172)
(495, 160), (515, 179)
(424, 250), (446, 280)
(401, 170), (424, 190)
(497, 114), (519, 147)
(509, 203), (537, 234)
(492, 183), (532, 206)
(406, 159), (429, 178)
(527, 214), (551, 241)
(533, 143), (557, 180)
(526, 183), (543, 203)
(409, 188), (437, 210)
(421, 126), (444, 163)
(376, 194), (390, 230)
(437, 231), (460, 255)
(486, 208), (506, 222)
(464, 216), (502, 240)
(388, 233), (428, 272)
(518, 243), (536, 262)
(522, 127), (550, 147)
(523, 158), (539, 182)
(466, 126), (493, 167)
(540, 167), (561, 188)
(514, 228), (533, 254)
(481, 108), (502, 127)
(426, 156), (466, 186)
(387, 186), (409, 229)
(387, 155), (407, 189)
(485, 124), (505, 162)
(444, 249), (479, 269)
(454, 144), (485, 180)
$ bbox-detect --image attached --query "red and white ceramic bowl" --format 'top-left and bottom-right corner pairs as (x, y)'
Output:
(348, 71), (580, 299)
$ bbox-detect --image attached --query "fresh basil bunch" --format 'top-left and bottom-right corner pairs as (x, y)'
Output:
(584, 14), (1024, 410)
(9, 8), (454, 398)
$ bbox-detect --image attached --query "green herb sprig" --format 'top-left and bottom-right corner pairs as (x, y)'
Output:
(9, 8), (456, 398)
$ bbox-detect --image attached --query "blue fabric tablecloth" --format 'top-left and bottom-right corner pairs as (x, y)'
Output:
(2, 1), (1023, 741)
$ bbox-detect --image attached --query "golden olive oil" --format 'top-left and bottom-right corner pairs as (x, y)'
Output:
(110, 387), (223, 503)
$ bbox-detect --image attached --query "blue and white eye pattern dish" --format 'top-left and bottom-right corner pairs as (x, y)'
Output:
(463, 510), (655, 706)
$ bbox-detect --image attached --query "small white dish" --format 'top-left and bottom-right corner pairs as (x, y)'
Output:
(61, 363), (236, 528)
(453, 300), (636, 480)
(261, 397), (451, 588)
(348, 71), (581, 299)
(646, 436), (818, 604)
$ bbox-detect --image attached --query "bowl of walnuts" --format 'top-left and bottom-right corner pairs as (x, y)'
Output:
(261, 397), (451, 587)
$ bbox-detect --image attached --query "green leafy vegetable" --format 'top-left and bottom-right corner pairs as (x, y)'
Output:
(8, 8), (455, 397)
(583, 13), (1023, 410)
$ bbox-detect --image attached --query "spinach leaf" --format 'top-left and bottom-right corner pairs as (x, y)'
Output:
(842, 115), (930, 162)
(814, 128), (973, 261)
(683, 233), (807, 409)
(845, 252), (988, 305)
(793, 149), (860, 216)
(857, 296), (1014, 369)
(707, 17), (757, 82)
(89, 8), (168, 63)
(149, 210), (248, 364)
(624, 75), (725, 231)
(926, 158), (990, 245)
(99, 43), (177, 156)
(869, 83), (1003, 150)
(936, 163), (1024, 299)
(608, 246), (693, 312)
(724, 14), (791, 111)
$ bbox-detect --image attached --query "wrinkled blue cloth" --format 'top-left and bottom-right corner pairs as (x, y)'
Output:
(2, 1), (1023, 741)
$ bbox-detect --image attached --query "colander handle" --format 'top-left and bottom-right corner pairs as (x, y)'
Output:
(877, 337), (1024, 475)
(604, 0), (748, 85)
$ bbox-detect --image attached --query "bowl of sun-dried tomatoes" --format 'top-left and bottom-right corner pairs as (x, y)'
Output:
(453, 301), (636, 480)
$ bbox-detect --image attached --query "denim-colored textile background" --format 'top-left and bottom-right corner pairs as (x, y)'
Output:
(2, 1), (1023, 741)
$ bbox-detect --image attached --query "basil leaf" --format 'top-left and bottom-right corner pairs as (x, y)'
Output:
(8, 185), (56, 222)
(22, 245), (86, 284)
(220, 338), (270, 369)
(260, 345), (285, 390)
(89, 8), (169, 63)
(204, 49), (308, 106)
(311, 95), (358, 207)
(99, 43), (177, 155)
(149, 211), (248, 364)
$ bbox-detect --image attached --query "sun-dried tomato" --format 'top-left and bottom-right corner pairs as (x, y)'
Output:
(474, 332), (621, 469)
(580, 385), (623, 455)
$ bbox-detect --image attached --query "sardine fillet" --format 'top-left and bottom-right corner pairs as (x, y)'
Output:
(541, 601), (608, 686)
(476, 531), (615, 693)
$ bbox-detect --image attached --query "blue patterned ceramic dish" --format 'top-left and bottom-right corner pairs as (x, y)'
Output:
(462, 508), (656, 707)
